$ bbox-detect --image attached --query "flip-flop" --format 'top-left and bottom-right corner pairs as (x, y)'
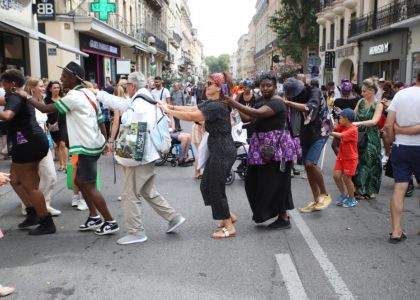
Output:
(212, 228), (236, 239)
(0, 285), (15, 297)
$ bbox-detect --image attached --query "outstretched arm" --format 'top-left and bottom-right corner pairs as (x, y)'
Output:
(224, 96), (275, 119)
(160, 105), (205, 122)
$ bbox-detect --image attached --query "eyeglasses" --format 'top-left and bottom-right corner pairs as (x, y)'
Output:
(206, 81), (215, 87)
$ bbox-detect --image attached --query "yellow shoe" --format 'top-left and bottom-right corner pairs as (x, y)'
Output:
(299, 201), (317, 213)
(314, 194), (332, 210)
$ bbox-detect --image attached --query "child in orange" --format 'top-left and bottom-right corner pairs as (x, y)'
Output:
(330, 108), (359, 207)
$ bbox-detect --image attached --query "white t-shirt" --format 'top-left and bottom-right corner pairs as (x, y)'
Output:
(388, 86), (420, 146)
(35, 108), (48, 132)
(151, 87), (170, 103)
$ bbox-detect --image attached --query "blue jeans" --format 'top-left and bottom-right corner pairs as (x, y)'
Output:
(302, 136), (328, 165)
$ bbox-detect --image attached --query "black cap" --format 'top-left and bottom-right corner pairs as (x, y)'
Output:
(58, 61), (85, 81)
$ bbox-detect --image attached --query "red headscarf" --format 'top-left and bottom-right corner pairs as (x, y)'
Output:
(209, 73), (225, 87)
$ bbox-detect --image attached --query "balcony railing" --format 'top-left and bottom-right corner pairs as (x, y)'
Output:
(144, 31), (167, 53)
(318, 0), (334, 12)
(327, 42), (334, 50)
(60, 0), (136, 39)
(349, 0), (420, 37)
(320, 45), (326, 52)
(336, 38), (344, 47)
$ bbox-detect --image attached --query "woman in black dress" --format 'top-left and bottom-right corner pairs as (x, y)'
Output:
(225, 74), (300, 229)
(0, 69), (56, 235)
(44, 81), (68, 172)
(159, 72), (237, 238)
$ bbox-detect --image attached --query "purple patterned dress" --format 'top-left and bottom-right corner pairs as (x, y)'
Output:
(245, 99), (302, 223)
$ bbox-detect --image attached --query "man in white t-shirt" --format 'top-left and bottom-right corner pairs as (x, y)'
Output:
(150, 76), (171, 104)
(384, 70), (420, 244)
(96, 71), (186, 245)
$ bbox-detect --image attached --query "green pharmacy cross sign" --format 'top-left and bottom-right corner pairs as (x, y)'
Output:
(90, 0), (116, 21)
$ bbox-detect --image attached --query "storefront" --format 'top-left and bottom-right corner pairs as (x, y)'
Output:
(79, 33), (121, 88)
(358, 30), (408, 82)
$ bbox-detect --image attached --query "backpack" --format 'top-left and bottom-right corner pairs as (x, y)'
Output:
(132, 95), (171, 155)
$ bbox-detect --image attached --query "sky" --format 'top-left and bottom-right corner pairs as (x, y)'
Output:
(188, 0), (256, 58)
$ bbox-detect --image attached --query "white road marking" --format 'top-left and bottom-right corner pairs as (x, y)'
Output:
(275, 253), (308, 300)
(289, 209), (355, 300)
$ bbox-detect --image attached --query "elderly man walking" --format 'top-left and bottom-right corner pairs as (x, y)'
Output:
(96, 72), (186, 245)
(384, 70), (420, 244)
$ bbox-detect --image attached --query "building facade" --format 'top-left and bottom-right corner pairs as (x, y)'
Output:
(317, 0), (359, 84)
(318, 0), (420, 85)
(1, 0), (206, 87)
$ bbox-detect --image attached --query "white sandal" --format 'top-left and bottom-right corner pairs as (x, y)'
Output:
(0, 285), (15, 297)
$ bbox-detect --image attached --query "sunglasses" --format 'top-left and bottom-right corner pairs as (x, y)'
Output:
(206, 81), (215, 87)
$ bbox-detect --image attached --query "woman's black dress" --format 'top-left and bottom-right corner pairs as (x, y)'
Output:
(198, 100), (236, 220)
(245, 99), (294, 223)
(5, 94), (48, 163)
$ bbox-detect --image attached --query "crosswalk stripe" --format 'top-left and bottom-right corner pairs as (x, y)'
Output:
(275, 253), (308, 300)
(290, 209), (355, 300)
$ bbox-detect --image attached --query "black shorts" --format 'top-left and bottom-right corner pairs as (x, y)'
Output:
(76, 154), (99, 184)
(0, 122), (7, 136)
(12, 133), (49, 163)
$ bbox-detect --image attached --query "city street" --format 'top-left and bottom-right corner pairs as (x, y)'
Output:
(0, 122), (419, 300)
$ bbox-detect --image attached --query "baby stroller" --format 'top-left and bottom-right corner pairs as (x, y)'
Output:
(225, 141), (249, 185)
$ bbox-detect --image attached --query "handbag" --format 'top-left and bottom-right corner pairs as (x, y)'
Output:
(260, 144), (275, 164)
(48, 122), (59, 132)
(384, 156), (393, 178)
(357, 130), (367, 153)
(115, 122), (148, 161)
(66, 162), (101, 190)
(198, 131), (209, 171)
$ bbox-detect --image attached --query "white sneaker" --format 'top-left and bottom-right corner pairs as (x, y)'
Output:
(47, 206), (61, 216)
(72, 195), (80, 207)
(117, 233), (148, 245)
(77, 199), (89, 211)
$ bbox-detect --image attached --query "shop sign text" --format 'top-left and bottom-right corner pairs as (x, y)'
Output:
(89, 40), (118, 55)
(369, 43), (390, 55)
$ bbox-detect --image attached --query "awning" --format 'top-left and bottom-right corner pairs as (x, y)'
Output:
(0, 20), (89, 58)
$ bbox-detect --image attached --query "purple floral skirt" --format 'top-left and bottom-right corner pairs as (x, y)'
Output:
(248, 130), (302, 166)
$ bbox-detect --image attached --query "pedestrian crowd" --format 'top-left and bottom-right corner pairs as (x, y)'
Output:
(0, 62), (419, 293)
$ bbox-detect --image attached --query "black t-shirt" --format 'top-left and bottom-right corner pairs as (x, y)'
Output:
(238, 92), (261, 108)
(5, 93), (44, 145)
(44, 96), (67, 130)
(253, 99), (287, 133)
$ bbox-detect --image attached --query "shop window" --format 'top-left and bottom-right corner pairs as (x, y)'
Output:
(3, 33), (23, 60)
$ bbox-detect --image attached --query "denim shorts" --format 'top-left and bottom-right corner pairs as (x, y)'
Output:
(391, 144), (420, 183)
(76, 154), (99, 184)
(302, 136), (329, 165)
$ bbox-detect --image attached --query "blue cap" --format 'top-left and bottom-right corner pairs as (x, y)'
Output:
(339, 108), (356, 122)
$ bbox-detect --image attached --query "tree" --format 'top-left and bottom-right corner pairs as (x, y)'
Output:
(205, 54), (230, 73)
(268, 0), (318, 71)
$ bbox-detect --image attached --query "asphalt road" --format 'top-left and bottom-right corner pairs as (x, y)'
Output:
(1, 122), (419, 299)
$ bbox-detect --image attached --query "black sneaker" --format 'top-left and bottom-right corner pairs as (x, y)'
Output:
(405, 184), (414, 197)
(267, 217), (291, 230)
(18, 207), (40, 229)
(28, 214), (56, 235)
(95, 221), (119, 236)
(79, 216), (104, 231)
